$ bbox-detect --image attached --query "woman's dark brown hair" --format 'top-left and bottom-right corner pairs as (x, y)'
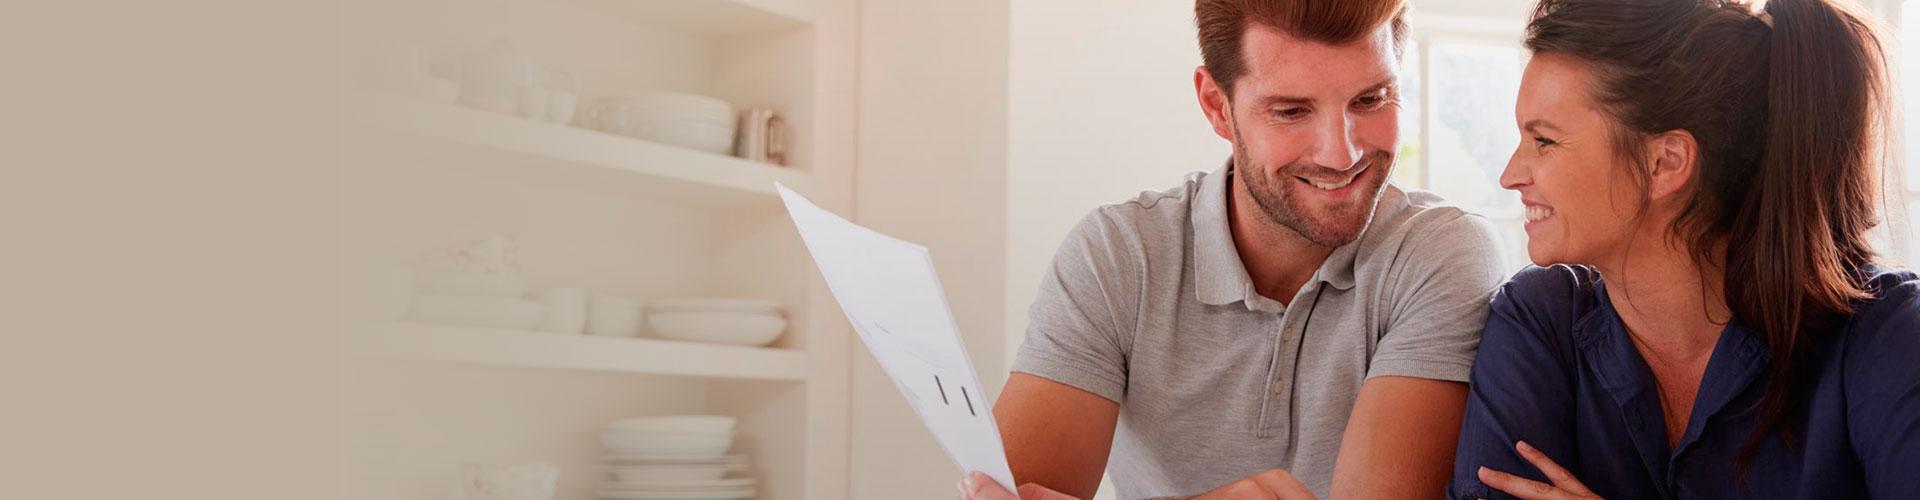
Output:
(1524, 0), (1892, 473)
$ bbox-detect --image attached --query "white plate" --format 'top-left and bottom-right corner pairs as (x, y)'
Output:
(647, 311), (785, 347)
(600, 432), (733, 456)
(602, 478), (756, 489)
(606, 466), (734, 482)
(603, 454), (747, 464)
(598, 489), (754, 500)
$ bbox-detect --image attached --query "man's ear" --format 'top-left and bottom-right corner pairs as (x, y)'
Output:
(1195, 66), (1235, 141)
(1643, 129), (1698, 203)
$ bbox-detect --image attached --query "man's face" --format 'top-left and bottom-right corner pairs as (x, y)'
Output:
(1198, 23), (1401, 248)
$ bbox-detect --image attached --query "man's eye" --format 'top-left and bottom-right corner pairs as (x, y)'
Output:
(1274, 108), (1309, 120)
(1533, 136), (1557, 150)
(1354, 96), (1387, 109)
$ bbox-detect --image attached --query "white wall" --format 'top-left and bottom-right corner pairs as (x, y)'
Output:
(1004, 0), (1226, 367)
(850, 0), (1010, 498)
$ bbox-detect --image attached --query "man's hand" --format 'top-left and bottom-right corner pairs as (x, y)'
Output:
(959, 472), (1078, 500)
(959, 469), (1317, 500)
(1188, 469), (1316, 500)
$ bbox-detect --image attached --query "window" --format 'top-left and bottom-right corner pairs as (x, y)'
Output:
(1396, 31), (1533, 273)
(1398, 5), (1920, 271)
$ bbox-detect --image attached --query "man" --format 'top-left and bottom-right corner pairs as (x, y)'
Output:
(960, 1), (1507, 498)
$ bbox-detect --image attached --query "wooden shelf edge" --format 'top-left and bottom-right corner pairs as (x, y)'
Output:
(360, 322), (810, 381)
(363, 92), (814, 199)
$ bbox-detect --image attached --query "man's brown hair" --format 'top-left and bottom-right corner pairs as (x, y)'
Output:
(1195, 0), (1410, 96)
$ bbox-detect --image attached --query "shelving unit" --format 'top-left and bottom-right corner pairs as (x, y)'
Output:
(363, 323), (810, 381)
(343, 0), (857, 498)
(365, 93), (813, 205)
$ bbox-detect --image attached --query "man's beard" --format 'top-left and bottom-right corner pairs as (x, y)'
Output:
(1232, 123), (1392, 249)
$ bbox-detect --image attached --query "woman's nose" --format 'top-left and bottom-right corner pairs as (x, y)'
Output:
(1498, 149), (1530, 191)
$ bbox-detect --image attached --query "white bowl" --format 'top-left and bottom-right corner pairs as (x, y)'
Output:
(406, 297), (546, 330)
(646, 311), (785, 347)
(616, 90), (734, 117)
(608, 415), (736, 434)
(648, 299), (783, 315)
(600, 431), (733, 457)
(612, 117), (735, 154)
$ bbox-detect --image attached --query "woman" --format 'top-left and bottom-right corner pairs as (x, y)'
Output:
(1452, 0), (1920, 498)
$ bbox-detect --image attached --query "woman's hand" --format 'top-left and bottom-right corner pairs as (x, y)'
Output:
(1477, 441), (1603, 500)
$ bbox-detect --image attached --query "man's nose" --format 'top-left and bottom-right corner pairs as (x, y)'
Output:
(1310, 112), (1363, 170)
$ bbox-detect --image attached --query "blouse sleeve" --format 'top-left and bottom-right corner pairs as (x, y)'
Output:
(1448, 275), (1582, 500)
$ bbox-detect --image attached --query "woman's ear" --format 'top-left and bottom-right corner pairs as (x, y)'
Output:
(1643, 129), (1698, 202)
(1195, 66), (1235, 141)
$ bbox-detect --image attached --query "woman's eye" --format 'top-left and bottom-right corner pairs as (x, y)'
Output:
(1533, 136), (1557, 150)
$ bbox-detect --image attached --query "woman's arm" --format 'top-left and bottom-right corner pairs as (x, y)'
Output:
(1448, 282), (1581, 500)
(1846, 277), (1920, 498)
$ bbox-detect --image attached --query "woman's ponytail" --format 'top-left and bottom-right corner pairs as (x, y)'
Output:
(1729, 0), (1890, 468)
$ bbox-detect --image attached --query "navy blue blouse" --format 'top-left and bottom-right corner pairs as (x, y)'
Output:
(1449, 265), (1920, 499)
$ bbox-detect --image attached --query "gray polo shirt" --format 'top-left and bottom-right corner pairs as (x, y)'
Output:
(1010, 163), (1506, 499)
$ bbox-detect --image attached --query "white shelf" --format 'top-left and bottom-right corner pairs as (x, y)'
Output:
(364, 93), (812, 205)
(568, 0), (814, 40)
(363, 323), (809, 381)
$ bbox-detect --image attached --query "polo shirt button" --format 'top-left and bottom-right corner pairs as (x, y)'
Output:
(1270, 380), (1285, 395)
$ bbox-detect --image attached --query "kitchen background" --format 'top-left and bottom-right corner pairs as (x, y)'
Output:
(336, 0), (1920, 499)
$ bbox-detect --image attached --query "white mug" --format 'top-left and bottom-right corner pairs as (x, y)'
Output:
(586, 295), (643, 337)
(530, 288), (587, 334)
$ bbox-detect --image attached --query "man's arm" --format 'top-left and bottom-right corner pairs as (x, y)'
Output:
(1327, 213), (1505, 499)
(1327, 376), (1468, 499)
(993, 373), (1120, 499)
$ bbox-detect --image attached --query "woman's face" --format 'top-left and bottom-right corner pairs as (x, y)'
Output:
(1502, 53), (1648, 267)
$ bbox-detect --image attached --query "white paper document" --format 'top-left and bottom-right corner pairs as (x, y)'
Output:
(776, 183), (1018, 493)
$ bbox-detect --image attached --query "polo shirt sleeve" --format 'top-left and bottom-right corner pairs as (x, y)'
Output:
(1368, 212), (1507, 383)
(1448, 269), (1582, 500)
(1844, 272), (1920, 498)
(1009, 210), (1142, 403)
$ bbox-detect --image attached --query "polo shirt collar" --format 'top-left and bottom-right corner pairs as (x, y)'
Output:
(1194, 160), (1368, 308)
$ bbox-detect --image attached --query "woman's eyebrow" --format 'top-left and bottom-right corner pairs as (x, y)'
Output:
(1522, 119), (1566, 135)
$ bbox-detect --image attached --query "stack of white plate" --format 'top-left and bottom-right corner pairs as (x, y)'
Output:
(599, 416), (755, 500)
(646, 299), (786, 347)
(589, 90), (737, 154)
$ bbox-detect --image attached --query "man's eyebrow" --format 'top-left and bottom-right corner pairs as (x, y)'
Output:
(1255, 95), (1313, 106)
(1252, 78), (1399, 107)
